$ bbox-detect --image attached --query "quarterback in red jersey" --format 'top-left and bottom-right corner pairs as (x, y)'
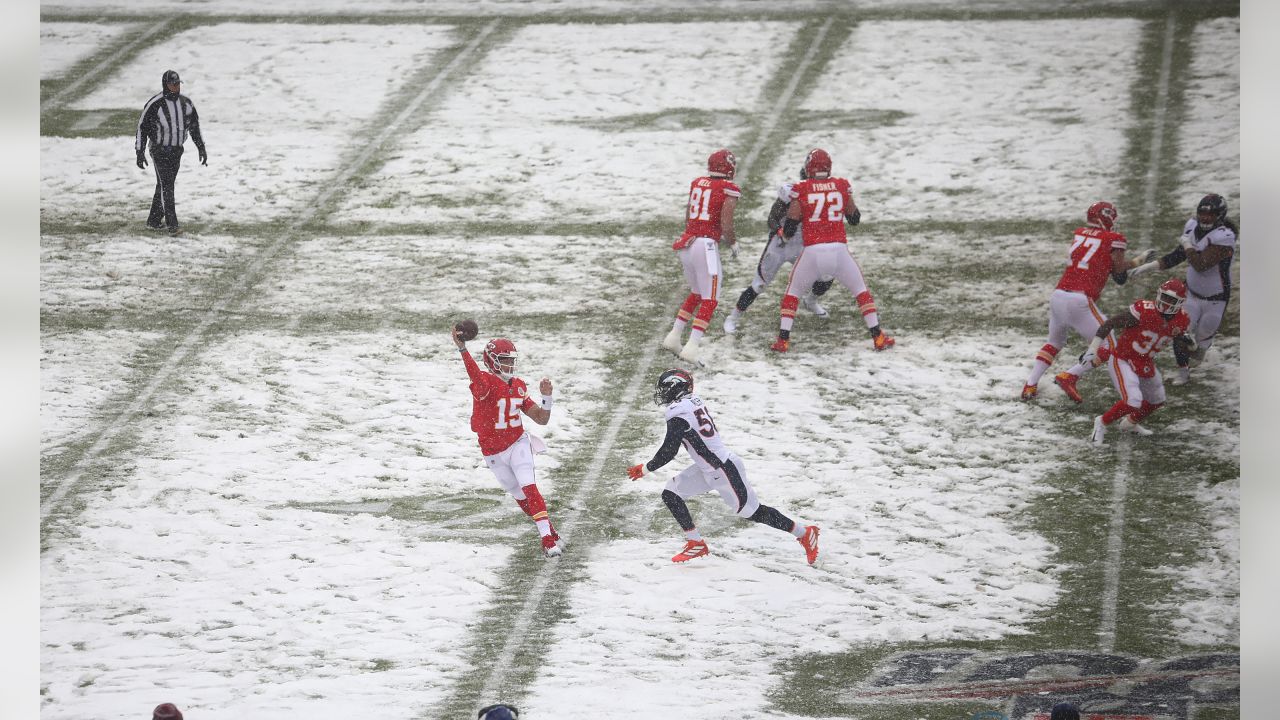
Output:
(451, 325), (562, 557)
(661, 149), (741, 366)
(1020, 201), (1155, 402)
(770, 148), (892, 353)
(1079, 279), (1192, 445)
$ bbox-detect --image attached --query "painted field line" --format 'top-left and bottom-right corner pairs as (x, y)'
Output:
(1095, 15), (1178, 654)
(39, 20), (502, 525)
(1137, 14), (1177, 246)
(473, 17), (835, 704)
(41, 19), (173, 114)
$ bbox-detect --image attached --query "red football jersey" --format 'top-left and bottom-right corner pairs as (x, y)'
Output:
(787, 176), (854, 246)
(674, 176), (740, 249)
(1055, 226), (1128, 301)
(1113, 300), (1190, 377)
(461, 351), (535, 456)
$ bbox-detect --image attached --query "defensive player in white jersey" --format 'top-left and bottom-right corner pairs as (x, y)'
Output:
(626, 368), (820, 565)
(723, 165), (835, 334)
(1129, 193), (1237, 385)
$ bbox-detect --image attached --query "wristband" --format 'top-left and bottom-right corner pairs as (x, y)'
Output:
(541, 395), (554, 409)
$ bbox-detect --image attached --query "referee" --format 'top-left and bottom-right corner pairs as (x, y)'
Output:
(135, 69), (207, 237)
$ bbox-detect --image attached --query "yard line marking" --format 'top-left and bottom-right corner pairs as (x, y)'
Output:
(1138, 14), (1177, 246)
(474, 19), (833, 703)
(41, 19), (173, 114)
(39, 20), (502, 525)
(1094, 14), (1177, 653)
(737, 16), (833, 177)
(1098, 443), (1133, 652)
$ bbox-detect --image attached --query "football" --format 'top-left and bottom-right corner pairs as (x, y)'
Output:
(455, 318), (479, 342)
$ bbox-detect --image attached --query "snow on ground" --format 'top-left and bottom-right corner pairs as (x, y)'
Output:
(40, 327), (613, 720)
(44, 23), (458, 226)
(335, 21), (795, 226)
(40, 21), (140, 80)
(1177, 17), (1240, 211)
(39, 0), (1157, 17)
(40, 232), (250, 313)
(249, 233), (660, 316)
(771, 19), (1142, 223)
(41, 329), (164, 455)
(532, 332), (1066, 719)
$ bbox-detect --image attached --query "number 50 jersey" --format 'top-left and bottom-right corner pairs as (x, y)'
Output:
(665, 394), (731, 473)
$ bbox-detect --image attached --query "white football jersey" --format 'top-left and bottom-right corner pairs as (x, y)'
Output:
(1179, 219), (1236, 298)
(664, 394), (731, 473)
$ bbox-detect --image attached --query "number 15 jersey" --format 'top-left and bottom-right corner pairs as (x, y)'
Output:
(462, 350), (534, 456)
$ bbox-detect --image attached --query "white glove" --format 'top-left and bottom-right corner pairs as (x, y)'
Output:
(1134, 248), (1157, 264)
(1180, 235), (1196, 251)
(1128, 260), (1159, 278)
(1080, 336), (1102, 366)
(728, 242), (739, 261)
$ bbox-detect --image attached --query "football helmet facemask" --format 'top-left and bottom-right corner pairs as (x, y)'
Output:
(803, 148), (832, 179)
(653, 368), (694, 405)
(483, 338), (518, 380)
(1086, 201), (1118, 231)
(1196, 193), (1227, 230)
(1155, 278), (1187, 316)
(707, 148), (737, 179)
(477, 704), (519, 720)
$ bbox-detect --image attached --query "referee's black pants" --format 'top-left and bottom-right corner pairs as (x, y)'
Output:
(146, 145), (184, 231)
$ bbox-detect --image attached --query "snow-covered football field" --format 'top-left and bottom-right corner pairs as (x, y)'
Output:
(38, 2), (1241, 719)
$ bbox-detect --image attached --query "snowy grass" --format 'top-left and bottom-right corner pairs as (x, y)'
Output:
(39, 7), (1240, 720)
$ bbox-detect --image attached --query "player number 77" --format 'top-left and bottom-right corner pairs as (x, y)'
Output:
(1069, 233), (1103, 269)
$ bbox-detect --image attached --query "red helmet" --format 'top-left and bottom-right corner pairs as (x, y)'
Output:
(804, 148), (833, 179)
(483, 338), (518, 379)
(707, 148), (737, 179)
(153, 704), (184, 720)
(1155, 278), (1187, 315)
(1086, 201), (1118, 231)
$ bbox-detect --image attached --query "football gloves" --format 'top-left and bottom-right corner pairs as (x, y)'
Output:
(198, 146), (208, 166)
(136, 152), (147, 169)
(1128, 260), (1159, 278)
(626, 464), (646, 480)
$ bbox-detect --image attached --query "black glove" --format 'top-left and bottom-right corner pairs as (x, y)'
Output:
(846, 209), (861, 226)
(197, 146), (208, 166)
(136, 152), (147, 169)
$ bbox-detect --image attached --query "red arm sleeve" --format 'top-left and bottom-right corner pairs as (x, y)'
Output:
(460, 350), (491, 399)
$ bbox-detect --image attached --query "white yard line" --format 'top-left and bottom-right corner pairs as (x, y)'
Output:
(1098, 444), (1133, 652)
(1137, 14), (1176, 246)
(41, 19), (173, 113)
(474, 17), (834, 703)
(1093, 15), (1177, 654)
(39, 20), (502, 524)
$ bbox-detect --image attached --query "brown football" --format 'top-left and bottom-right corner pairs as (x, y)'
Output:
(455, 319), (479, 342)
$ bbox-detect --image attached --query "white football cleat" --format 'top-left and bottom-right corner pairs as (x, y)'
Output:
(1171, 367), (1190, 385)
(723, 312), (739, 335)
(662, 327), (683, 355)
(1090, 415), (1107, 446)
(801, 292), (829, 318)
(1119, 417), (1153, 436)
(678, 337), (703, 365)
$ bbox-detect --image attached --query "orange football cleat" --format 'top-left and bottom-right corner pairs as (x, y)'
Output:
(770, 338), (790, 353)
(798, 525), (820, 565)
(671, 540), (709, 563)
(1054, 372), (1083, 404)
(873, 333), (895, 351)
(1020, 384), (1038, 401)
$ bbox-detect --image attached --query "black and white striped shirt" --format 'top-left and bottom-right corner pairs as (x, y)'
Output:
(136, 92), (205, 152)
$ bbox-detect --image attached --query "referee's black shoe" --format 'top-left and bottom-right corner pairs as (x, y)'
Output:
(169, 226), (184, 237)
